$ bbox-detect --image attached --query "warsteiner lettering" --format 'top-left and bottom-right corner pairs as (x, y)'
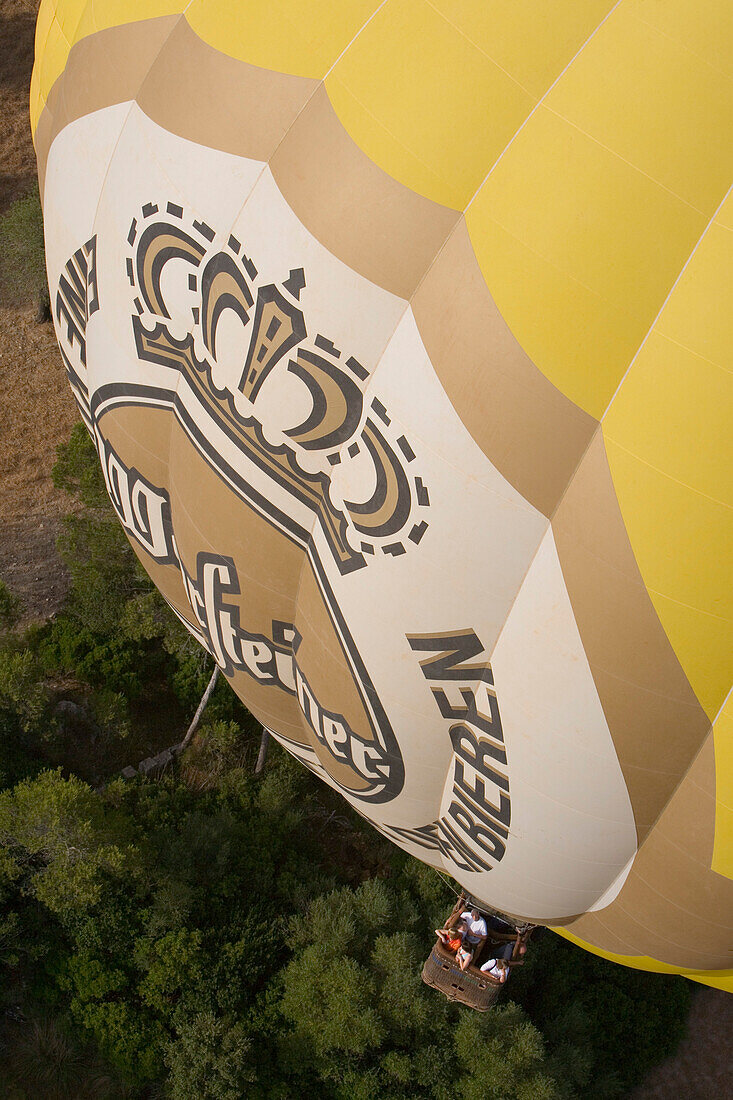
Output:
(181, 554), (393, 793)
(182, 553), (296, 693)
(99, 437), (177, 564)
(55, 214), (410, 807)
(294, 664), (393, 789)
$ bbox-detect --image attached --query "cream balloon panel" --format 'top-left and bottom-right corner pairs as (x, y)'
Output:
(334, 315), (637, 915)
(44, 103), (637, 921)
(482, 530), (636, 916)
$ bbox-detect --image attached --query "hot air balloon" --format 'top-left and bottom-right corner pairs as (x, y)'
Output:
(32, 0), (732, 994)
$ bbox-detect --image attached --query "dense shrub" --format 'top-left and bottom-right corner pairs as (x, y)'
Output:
(0, 185), (49, 318)
(0, 579), (23, 631)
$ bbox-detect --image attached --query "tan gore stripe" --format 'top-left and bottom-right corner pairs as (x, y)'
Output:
(552, 432), (711, 836)
(566, 736), (733, 971)
(35, 15), (182, 198)
(269, 84), (460, 301)
(411, 220), (597, 518)
(135, 18), (318, 167)
(712, 697), (733, 880)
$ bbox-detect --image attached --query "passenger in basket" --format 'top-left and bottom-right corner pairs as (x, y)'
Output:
(460, 907), (488, 950)
(479, 957), (509, 983)
(456, 940), (473, 971)
(435, 919), (467, 954)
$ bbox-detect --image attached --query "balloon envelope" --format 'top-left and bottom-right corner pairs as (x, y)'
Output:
(33, 0), (733, 989)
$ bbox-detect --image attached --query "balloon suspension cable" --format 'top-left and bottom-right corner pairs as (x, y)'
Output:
(432, 867), (462, 898)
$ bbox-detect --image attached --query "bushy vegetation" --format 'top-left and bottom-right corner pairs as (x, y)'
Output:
(0, 424), (693, 1097)
(0, 184), (49, 318)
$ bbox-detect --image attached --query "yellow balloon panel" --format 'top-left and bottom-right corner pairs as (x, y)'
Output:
(326, 0), (534, 211)
(54, 0), (89, 42)
(466, 105), (704, 417)
(625, 0), (733, 81)
(656, 221), (733, 372)
(29, 50), (44, 129)
(73, 0), (182, 42)
(36, 7), (75, 114)
(31, 1), (62, 126)
(427, 0), (615, 99)
(605, 333), (731, 512)
(544, 4), (733, 214)
(185, 0), (378, 79)
(34, 0), (56, 55)
(605, 220), (733, 720)
(604, 435), (732, 721)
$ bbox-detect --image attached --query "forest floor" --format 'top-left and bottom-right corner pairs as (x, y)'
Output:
(630, 983), (732, 1099)
(0, 2), (730, 1094)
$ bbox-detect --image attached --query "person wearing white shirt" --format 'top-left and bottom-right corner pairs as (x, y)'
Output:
(480, 957), (509, 983)
(460, 908), (488, 947)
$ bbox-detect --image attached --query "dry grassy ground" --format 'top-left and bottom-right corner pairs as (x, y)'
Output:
(0, 0), (78, 621)
(0, 303), (78, 619)
(0, 1), (730, 1090)
(0, 0), (38, 212)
